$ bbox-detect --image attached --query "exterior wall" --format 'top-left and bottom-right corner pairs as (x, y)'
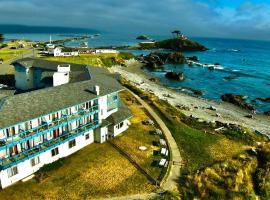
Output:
(53, 48), (62, 56)
(54, 49), (79, 57)
(53, 72), (69, 86)
(110, 120), (130, 138)
(0, 130), (94, 188)
(32, 68), (45, 89)
(94, 127), (108, 143)
(98, 94), (118, 121)
(14, 64), (34, 90)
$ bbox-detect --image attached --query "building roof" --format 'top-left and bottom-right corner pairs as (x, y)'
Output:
(0, 58), (124, 129)
(107, 101), (132, 125)
(13, 58), (85, 71)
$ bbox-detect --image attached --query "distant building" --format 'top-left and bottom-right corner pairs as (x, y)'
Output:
(94, 49), (119, 54)
(0, 58), (132, 188)
(46, 47), (79, 57)
(53, 47), (79, 57)
(46, 43), (55, 49)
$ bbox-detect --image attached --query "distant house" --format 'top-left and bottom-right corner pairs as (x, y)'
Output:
(94, 49), (119, 54)
(18, 43), (26, 49)
(47, 47), (79, 57)
(46, 43), (55, 49)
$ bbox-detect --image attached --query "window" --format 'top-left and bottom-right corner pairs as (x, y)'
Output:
(7, 166), (18, 177)
(113, 95), (118, 101)
(116, 122), (124, 129)
(51, 147), (59, 157)
(30, 156), (40, 167)
(68, 139), (76, 148)
(85, 134), (90, 140)
(119, 122), (124, 128)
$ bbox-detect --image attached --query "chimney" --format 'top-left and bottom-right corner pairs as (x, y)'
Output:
(53, 64), (70, 87)
(94, 85), (100, 95)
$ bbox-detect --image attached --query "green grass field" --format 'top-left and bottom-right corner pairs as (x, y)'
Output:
(43, 52), (134, 68)
(0, 40), (31, 62)
(0, 49), (28, 62)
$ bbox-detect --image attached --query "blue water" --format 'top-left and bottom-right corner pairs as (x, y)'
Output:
(3, 33), (270, 112)
(144, 38), (270, 112)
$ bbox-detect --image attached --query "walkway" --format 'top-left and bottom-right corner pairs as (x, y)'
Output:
(126, 88), (182, 192)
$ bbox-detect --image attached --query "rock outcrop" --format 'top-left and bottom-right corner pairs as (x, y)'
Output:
(136, 35), (150, 40)
(138, 52), (186, 70)
(165, 72), (185, 81)
(256, 97), (270, 102)
(155, 38), (208, 51)
(187, 56), (199, 61)
(221, 94), (255, 111)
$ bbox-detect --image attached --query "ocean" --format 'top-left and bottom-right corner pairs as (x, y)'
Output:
(3, 33), (270, 112)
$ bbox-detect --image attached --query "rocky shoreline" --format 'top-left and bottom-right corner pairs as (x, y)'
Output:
(110, 61), (270, 137)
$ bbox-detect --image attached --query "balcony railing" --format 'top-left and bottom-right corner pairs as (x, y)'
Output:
(1, 104), (99, 141)
(0, 120), (100, 170)
(0, 105), (99, 150)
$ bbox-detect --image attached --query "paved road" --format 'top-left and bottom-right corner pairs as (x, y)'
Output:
(126, 88), (182, 192)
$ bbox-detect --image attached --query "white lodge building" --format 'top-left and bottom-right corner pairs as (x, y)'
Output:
(0, 58), (132, 188)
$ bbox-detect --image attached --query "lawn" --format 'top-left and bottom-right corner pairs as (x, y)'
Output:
(0, 92), (160, 200)
(0, 49), (29, 62)
(43, 52), (134, 68)
(114, 91), (165, 180)
(0, 40), (31, 62)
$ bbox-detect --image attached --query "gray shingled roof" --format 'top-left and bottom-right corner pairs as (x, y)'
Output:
(13, 58), (86, 71)
(107, 101), (132, 125)
(13, 58), (91, 83)
(0, 58), (124, 129)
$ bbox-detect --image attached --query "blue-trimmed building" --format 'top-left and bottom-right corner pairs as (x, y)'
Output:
(0, 58), (132, 188)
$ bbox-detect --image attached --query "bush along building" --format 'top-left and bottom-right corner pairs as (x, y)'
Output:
(0, 58), (132, 188)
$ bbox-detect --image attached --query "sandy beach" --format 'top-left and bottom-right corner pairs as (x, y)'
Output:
(110, 60), (270, 138)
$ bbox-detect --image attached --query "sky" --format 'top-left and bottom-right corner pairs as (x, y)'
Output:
(0, 0), (270, 40)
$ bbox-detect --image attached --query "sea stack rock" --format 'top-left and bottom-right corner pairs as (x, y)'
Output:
(136, 35), (150, 40)
(165, 72), (186, 81)
(155, 38), (208, 51)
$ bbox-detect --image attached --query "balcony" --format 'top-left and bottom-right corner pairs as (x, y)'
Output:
(0, 120), (100, 170)
(0, 105), (99, 150)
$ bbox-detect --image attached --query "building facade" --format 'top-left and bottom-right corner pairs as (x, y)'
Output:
(0, 58), (132, 188)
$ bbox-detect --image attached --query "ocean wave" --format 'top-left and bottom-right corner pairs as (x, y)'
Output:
(187, 60), (270, 81)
